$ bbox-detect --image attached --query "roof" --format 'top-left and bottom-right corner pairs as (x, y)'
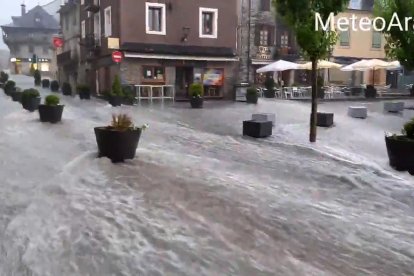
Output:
(42, 0), (62, 21)
(348, 0), (374, 11)
(2, 5), (59, 30)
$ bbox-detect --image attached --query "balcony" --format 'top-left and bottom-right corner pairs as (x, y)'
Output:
(84, 0), (100, 13)
(57, 50), (79, 66)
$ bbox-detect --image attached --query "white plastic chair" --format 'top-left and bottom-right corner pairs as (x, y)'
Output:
(284, 87), (292, 99)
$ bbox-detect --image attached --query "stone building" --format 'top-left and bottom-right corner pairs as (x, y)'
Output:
(80, 0), (239, 99)
(238, 0), (300, 85)
(57, 0), (82, 90)
(1, 1), (61, 76)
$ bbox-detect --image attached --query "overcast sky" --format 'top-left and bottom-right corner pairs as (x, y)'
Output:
(0, 0), (55, 49)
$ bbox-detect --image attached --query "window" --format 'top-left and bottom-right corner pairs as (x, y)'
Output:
(281, 33), (289, 47)
(146, 2), (166, 35)
(94, 12), (101, 45)
(104, 7), (112, 37)
(143, 66), (165, 81)
(199, 8), (218, 38)
(260, 0), (271, 11)
(255, 25), (274, 46)
(81, 20), (85, 38)
(81, 0), (84, 5)
(260, 29), (268, 46)
(372, 31), (382, 49)
(339, 30), (350, 46)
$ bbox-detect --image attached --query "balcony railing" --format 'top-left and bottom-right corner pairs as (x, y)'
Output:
(84, 0), (100, 13)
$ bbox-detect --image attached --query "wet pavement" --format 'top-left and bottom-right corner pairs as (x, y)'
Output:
(0, 75), (413, 276)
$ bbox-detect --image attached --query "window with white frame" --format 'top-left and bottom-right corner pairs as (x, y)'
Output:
(145, 2), (166, 35)
(81, 20), (85, 38)
(104, 6), (112, 37)
(94, 13), (101, 44)
(199, 8), (218, 38)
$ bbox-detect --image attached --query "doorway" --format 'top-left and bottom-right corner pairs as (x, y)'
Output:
(175, 67), (193, 99)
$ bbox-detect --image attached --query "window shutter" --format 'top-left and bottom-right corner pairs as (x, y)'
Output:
(255, 25), (261, 46)
(268, 26), (275, 46)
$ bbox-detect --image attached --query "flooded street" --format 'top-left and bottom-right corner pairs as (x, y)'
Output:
(0, 75), (413, 275)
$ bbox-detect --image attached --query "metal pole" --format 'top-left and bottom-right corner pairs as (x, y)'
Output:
(246, 0), (251, 84)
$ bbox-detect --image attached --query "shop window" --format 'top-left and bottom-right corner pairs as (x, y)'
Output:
(143, 66), (165, 82)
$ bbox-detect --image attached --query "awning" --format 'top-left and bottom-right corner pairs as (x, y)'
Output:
(124, 52), (239, 62)
(251, 59), (274, 65)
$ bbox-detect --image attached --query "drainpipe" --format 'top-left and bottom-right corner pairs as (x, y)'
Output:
(246, 0), (251, 84)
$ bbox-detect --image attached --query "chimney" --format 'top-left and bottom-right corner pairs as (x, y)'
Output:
(21, 3), (26, 16)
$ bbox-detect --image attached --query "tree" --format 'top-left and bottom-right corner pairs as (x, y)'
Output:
(274, 0), (347, 142)
(375, 0), (414, 70)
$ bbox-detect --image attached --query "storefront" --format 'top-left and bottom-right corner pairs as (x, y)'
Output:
(121, 53), (238, 100)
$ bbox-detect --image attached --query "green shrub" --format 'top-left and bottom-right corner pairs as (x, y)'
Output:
(50, 80), (59, 92)
(189, 83), (204, 97)
(22, 88), (40, 102)
(246, 87), (257, 96)
(76, 84), (90, 93)
(111, 75), (124, 97)
(403, 118), (414, 139)
(122, 85), (135, 103)
(0, 71), (9, 83)
(4, 80), (16, 95)
(45, 95), (60, 106)
(34, 70), (41, 86)
(62, 82), (72, 95)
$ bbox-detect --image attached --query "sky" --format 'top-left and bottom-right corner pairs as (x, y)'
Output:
(0, 0), (54, 49)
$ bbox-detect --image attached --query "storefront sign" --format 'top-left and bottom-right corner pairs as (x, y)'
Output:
(256, 46), (272, 60)
(203, 69), (224, 86)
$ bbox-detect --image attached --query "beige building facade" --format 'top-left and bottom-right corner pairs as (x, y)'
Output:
(330, 9), (387, 86)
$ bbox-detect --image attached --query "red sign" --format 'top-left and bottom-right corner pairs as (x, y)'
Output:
(53, 37), (64, 48)
(112, 51), (123, 63)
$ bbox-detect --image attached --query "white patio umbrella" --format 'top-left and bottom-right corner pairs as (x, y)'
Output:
(341, 59), (393, 85)
(299, 60), (343, 70)
(386, 60), (401, 70)
(256, 60), (301, 73)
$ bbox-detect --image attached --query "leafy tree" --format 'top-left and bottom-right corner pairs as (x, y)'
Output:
(111, 75), (124, 97)
(375, 0), (414, 70)
(274, 0), (347, 142)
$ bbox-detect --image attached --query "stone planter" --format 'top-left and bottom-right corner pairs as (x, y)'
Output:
(109, 95), (123, 107)
(94, 127), (142, 163)
(315, 112), (334, 127)
(190, 97), (204, 108)
(246, 93), (258, 104)
(348, 106), (368, 119)
(38, 105), (64, 123)
(263, 89), (275, 98)
(385, 135), (414, 175)
(243, 120), (272, 138)
(252, 113), (276, 126)
(384, 102), (404, 113)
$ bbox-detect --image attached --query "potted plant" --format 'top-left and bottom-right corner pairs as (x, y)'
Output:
(122, 85), (136, 105)
(385, 118), (414, 175)
(108, 75), (124, 107)
(42, 79), (50, 88)
(365, 84), (377, 98)
(94, 114), (148, 162)
(34, 70), (41, 86)
(38, 95), (64, 123)
(62, 82), (72, 96)
(0, 71), (9, 88)
(317, 75), (325, 99)
(50, 80), (60, 92)
(189, 83), (204, 108)
(246, 87), (258, 104)
(11, 87), (23, 102)
(4, 80), (16, 96)
(264, 77), (276, 98)
(21, 88), (41, 112)
(77, 84), (91, 100)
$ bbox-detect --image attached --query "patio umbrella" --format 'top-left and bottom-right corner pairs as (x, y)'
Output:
(341, 59), (391, 85)
(256, 60), (301, 73)
(299, 60), (343, 70)
(386, 60), (401, 70)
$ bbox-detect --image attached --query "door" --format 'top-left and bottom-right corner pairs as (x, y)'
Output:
(175, 67), (194, 99)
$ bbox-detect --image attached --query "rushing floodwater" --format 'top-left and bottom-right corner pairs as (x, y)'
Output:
(0, 75), (413, 275)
